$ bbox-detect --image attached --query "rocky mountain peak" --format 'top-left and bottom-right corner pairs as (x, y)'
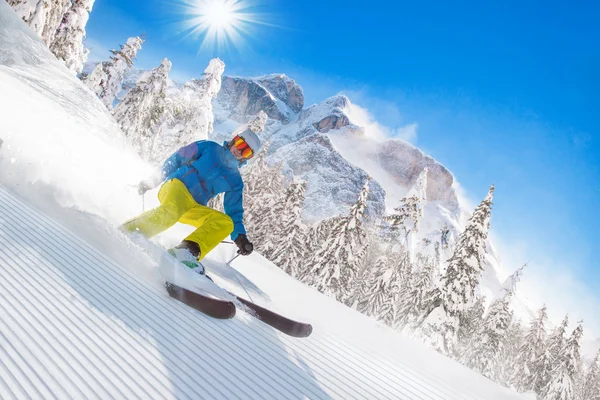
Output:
(215, 76), (296, 123)
(254, 73), (304, 113)
(300, 95), (354, 133)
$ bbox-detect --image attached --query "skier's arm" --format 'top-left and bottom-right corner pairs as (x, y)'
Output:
(161, 141), (205, 178)
(224, 187), (247, 241)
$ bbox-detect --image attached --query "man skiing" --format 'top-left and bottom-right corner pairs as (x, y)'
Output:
(121, 128), (261, 273)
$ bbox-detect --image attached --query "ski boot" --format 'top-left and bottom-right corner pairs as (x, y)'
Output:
(168, 240), (205, 275)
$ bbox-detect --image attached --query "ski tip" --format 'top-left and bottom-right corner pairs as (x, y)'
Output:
(288, 324), (313, 338)
(305, 324), (313, 337)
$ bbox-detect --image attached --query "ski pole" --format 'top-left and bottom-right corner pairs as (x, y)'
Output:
(224, 244), (255, 301)
(227, 253), (241, 265)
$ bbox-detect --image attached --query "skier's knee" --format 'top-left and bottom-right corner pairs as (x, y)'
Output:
(214, 212), (234, 238)
(160, 204), (181, 225)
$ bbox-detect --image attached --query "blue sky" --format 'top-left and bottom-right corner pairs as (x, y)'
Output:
(85, 0), (600, 331)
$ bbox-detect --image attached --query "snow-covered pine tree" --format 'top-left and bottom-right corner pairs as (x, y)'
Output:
(83, 36), (144, 108)
(152, 58), (224, 159)
(456, 295), (486, 357)
(511, 305), (549, 392)
(247, 110), (268, 134)
(441, 184), (494, 313)
(420, 185), (494, 355)
(41, 0), (71, 45)
(82, 59), (108, 97)
(246, 160), (286, 257)
(582, 350), (600, 400)
(306, 216), (334, 255)
(343, 231), (385, 310)
(305, 179), (371, 303)
(502, 263), (527, 294)
(269, 178), (308, 278)
(538, 315), (571, 396)
(9, 0), (50, 38)
(383, 168), (428, 251)
(48, 0), (95, 74)
(207, 193), (224, 213)
(355, 255), (388, 316)
(543, 323), (584, 400)
(395, 255), (440, 331)
(352, 246), (410, 325)
(8, 0), (70, 45)
(113, 58), (172, 160)
(464, 293), (514, 381)
(498, 320), (525, 387)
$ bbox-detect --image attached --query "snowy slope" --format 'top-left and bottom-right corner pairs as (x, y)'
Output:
(0, 184), (528, 400)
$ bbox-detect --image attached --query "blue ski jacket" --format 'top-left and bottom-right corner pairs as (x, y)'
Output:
(160, 140), (246, 240)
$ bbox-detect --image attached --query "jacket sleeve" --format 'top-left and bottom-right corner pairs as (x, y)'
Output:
(161, 141), (205, 179)
(223, 185), (247, 241)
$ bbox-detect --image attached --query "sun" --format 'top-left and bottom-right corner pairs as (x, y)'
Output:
(178, 0), (263, 52)
(204, 2), (235, 28)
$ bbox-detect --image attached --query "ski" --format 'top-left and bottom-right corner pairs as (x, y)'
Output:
(229, 292), (313, 338)
(165, 281), (236, 319)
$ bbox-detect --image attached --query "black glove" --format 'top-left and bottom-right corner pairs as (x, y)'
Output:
(234, 234), (253, 256)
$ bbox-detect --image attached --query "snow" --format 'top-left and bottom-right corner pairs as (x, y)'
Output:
(0, 3), (528, 398)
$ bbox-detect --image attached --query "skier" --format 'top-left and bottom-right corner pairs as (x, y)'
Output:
(121, 128), (261, 273)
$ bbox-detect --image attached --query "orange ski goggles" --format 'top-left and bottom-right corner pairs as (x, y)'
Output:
(232, 135), (254, 159)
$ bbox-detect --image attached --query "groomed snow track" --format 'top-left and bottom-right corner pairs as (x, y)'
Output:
(0, 185), (527, 399)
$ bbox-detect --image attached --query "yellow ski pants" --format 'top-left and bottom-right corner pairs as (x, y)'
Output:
(121, 179), (234, 260)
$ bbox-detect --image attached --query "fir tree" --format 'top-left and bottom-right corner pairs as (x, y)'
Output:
(9, 0), (50, 38)
(113, 58), (172, 160)
(306, 216), (334, 255)
(355, 255), (389, 316)
(269, 178), (308, 278)
(383, 168), (427, 250)
(353, 249), (409, 325)
(456, 295), (486, 356)
(465, 294), (513, 381)
(377, 251), (412, 326)
(511, 305), (549, 392)
(246, 161), (286, 257)
(83, 36), (144, 108)
(544, 323), (584, 400)
(41, 0), (71, 45)
(498, 320), (525, 387)
(421, 185), (494, 355)
(343, 232), (385, 311)
(582, 350), (600, 400)
(502, 263), (527, 294)
(48, 0), (95, 74)
(539, 315), (570, 396)
(441, 184), (494, 313)
(154, 58), (224, 156)
(9, 0), (70, 45)
(396, 255), (440, 331)
(207, 193), (224, 213)
(305, 179), (371, 302)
